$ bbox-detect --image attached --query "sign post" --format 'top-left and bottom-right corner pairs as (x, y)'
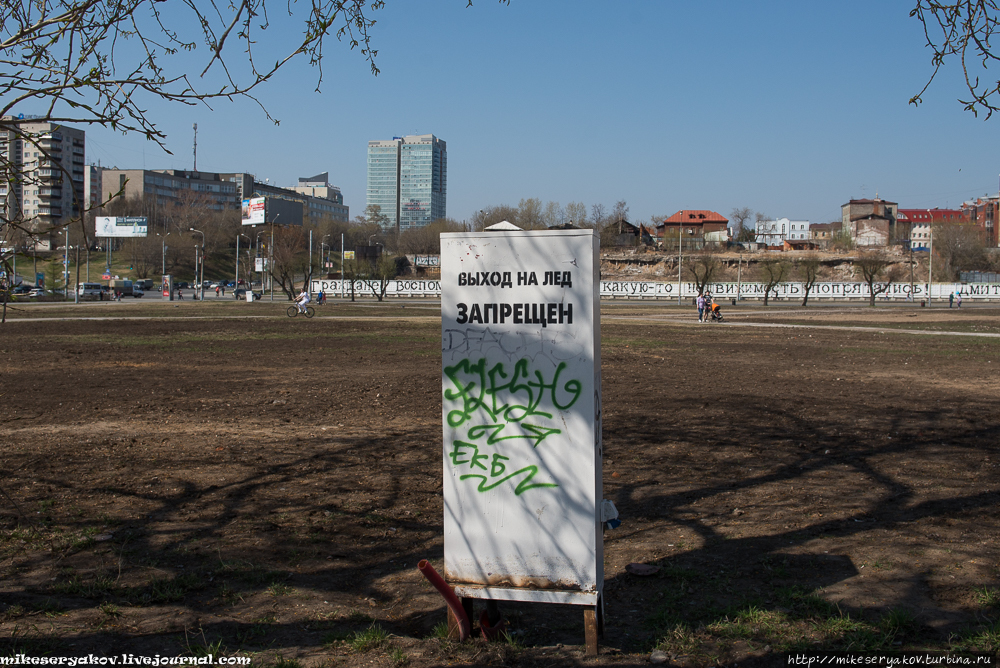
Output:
(440, 229), (604, 653)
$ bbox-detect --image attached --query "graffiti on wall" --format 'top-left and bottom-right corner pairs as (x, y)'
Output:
(443, 357), (581, 495)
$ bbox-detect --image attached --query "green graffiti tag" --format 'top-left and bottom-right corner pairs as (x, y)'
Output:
(444, 358), (582, 429)
(448, 441), (558, 495)
(444, 358), (582, 495)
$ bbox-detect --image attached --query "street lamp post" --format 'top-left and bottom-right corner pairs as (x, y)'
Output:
(237, 234), (251, 288)
(321, 234), (331, 276)
(269, 214), (280, 302)
(158, 233), (170, 280)
(190, 228), (205, 300)
(927, 210), (934, 307)
(74, 246), (80, 304)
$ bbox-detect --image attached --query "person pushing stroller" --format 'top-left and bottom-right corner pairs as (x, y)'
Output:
(708, 295), (724, 322)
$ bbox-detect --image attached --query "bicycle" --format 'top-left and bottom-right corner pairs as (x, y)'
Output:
(286, 305), (315, 318)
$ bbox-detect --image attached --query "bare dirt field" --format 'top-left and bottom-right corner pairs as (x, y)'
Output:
(0, 300), (998, 666)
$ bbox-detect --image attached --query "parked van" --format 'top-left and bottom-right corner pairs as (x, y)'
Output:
(76, 283), (104, 300)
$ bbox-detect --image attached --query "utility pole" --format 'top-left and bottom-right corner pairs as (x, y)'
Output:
(677, 225), (683, 306)
(74, 246), (80, 304)
(928, 211), (934, 307)
(737, 254), (743, 302)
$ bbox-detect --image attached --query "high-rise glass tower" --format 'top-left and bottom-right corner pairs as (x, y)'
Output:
(367, 134), (446, 231)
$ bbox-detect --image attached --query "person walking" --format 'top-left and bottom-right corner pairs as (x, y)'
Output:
(696, 293), (706, 322)
(949, 292), (954, 308)
(215, 286), (220, 297)
(956, 292), (962, 308)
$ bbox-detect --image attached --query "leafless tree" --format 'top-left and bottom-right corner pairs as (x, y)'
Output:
(0, 0), (387, 272)
(542, 201), (564, 228)
(565, 202), (588, 227)
(268, 226), (311, 300)
(932, 224), (986, 279)
(686, 252), (720, 295)
(911, 1), (1000, 118)
(358, 254), (400, 302)
(757, 257), (790, 306)
(591, 203), (608, 229)
(730, 206), (755, 242)
(470, 205), (519, 231)
(397, 218), (464, 254)
(856, 250), (903, 306)
(517, 198), (545, 229)
(798, 255), (822, 306)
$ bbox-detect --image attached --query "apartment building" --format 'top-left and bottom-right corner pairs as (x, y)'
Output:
(0, 116), (85, 249)
(98, 168), (349, 224)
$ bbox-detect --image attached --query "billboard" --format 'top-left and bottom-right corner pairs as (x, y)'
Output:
(242, 197), (265, 226)
(95, 216), (148, 237)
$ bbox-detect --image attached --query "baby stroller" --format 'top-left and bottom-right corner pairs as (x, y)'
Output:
(709, 300), (724, 322)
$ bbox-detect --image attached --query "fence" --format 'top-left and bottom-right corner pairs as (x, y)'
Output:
(312, 279), (1000, 301)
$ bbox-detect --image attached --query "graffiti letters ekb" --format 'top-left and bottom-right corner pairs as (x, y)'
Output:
(444, 357), (581, 496)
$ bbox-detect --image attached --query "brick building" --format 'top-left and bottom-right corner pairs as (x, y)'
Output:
(656, 210), (729, 250)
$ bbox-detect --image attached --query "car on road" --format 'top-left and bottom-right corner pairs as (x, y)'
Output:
(27, 288), (47, 298)
(12, 285), (32, 295)
(233, 288), (262, 301)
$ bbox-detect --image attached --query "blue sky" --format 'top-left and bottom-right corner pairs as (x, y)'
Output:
(79, 1), (1000, 226)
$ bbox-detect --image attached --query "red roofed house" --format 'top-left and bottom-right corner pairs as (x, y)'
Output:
(656, 210), (729, 250)
(898, 208), (973, 251)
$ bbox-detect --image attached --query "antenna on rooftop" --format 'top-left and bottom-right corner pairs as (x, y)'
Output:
(193, 123), (198, 171)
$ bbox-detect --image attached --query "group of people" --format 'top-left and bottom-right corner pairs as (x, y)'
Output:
(696, 292), (722, 322)
(949, 292), (963, 308)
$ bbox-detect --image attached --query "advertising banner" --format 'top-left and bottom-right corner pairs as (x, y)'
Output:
(439, 229), (603, 605)
(312, 279), (1000, 301)
(95, 216), (148, 237)
(242, 197), (265, 226)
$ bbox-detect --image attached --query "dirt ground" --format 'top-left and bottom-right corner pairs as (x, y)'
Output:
(0, 301), (998, 666)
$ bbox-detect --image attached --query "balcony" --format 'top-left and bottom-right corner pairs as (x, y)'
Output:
(38, 188), (61, 198)
(37, 206), (62, 217)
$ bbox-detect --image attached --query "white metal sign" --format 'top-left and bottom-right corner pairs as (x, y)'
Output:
(440, 229), (602, 605)
(242, 197), (265, 226)
(254, 257), (265, 272)
(95, 216), (147, 237)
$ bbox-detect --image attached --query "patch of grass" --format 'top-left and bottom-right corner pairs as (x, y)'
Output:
(879, 608), (917, 640)
(2, 604), (26, 621)
(269, 657), (303, 668)
(218, 583), (240, 605)
(98, 601), (121, 618)
(656, 623), (700, 654)
(121, 575), (196, 605)
(186, 637), (225, 658)
(51, 574), (116, 599)
(268, 581), (293, 597)
(951, 620), (1000, 652)
(389, 647), (408, 666)
(975, 587), (1000, 608)
(349, 625), (388, 652)
(815, 613), (889, 650)
(431, 622), (450, 639)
